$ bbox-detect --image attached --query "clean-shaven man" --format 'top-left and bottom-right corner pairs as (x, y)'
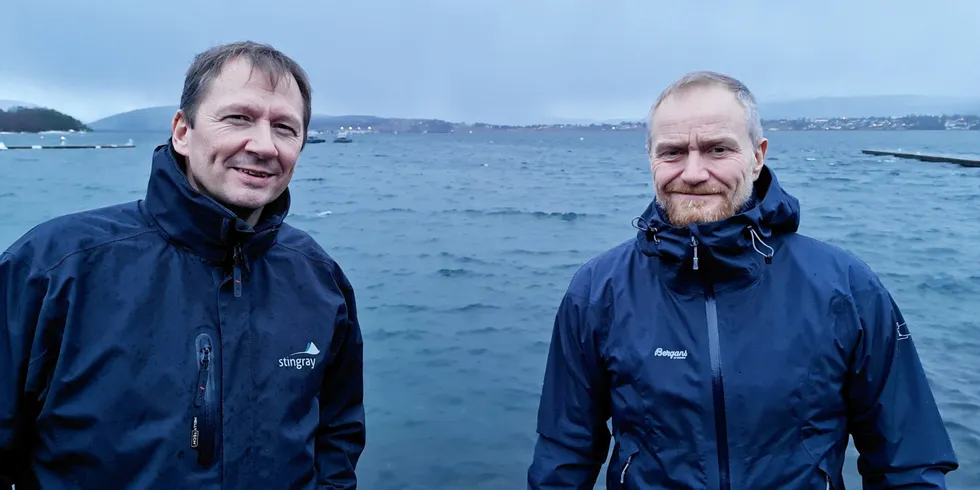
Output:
(1, 41), (365, 489)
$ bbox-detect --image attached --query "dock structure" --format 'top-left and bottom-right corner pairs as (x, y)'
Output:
(0, 138), (135, 151)
(862, 149), (980, 168)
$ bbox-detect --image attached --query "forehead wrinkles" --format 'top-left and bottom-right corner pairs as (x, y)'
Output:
(654, 120), (735, 145)
(208, 66), (303, 119)
(649, 85), (750, 144)
(245, 67), (297, 97)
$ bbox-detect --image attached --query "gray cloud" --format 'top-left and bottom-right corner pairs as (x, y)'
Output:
(1, 0), (978, 123)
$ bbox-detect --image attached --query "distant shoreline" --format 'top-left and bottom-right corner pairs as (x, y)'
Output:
(82, 103), (980, 134)
(6, 126), (977, 136)
(455, 114), (980, 132)
(317, 114), (978, 133)
(6, 109), (980, 134)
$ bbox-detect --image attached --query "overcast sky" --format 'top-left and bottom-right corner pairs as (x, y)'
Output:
(1, 0), (978, 124)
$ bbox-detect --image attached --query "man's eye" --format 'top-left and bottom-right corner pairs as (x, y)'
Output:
(275, 124), (297, 135)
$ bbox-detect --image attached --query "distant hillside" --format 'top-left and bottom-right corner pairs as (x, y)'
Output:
(88, 105), (178, 132)
(89, 107), (457, 134)
(758, 95), (980, 119)
(88, 95), (980, 135)
(0, 106), (90, 133)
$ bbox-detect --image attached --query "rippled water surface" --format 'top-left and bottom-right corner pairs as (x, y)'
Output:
(2, 129), (978, 489)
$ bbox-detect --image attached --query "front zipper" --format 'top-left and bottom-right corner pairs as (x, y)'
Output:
(690, 236), (699, 270)
(705, 284), (731, 490)
(228, 226), (279, 299)
(692, 234), (731, 490)
(232, 244), (244, 298)
(192, 334), (217, 466)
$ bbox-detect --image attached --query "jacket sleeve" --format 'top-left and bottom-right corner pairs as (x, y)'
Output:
(315, 266), (366, 489)
(527, 291), (611, 489)
(0, 251), (50, 488)
(843, 281), (958, 489)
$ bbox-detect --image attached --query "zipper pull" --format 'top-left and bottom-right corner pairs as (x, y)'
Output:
(190, 416), (200, 448)
(620, 453), (634, 484)
(232, 244), (243, 298)
(195, 347), (210, 407)
(690, 236), (699, 270)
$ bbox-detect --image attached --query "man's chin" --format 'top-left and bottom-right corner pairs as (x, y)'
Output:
(666, 202), (734, 227)
(215, 190), (275, 214)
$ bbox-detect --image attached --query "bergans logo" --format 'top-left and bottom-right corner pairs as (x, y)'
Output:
(279, 342), (321, 370)
(654, 348), (688, 360)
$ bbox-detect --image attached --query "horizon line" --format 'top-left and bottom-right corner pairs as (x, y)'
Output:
(5, 98), (980, 128)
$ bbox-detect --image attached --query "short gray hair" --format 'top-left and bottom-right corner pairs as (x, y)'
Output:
(646, 71), (763, 154)
(179, 41), (312, 139)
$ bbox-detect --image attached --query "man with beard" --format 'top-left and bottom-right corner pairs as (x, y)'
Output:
(526, 71), (957, 489)
(0, 41), (365, 488)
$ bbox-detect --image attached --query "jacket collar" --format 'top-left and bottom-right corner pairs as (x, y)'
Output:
(141, 141), (290, 263)
(632, 165), (801, 293)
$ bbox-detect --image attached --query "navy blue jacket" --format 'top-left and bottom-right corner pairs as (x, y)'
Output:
(1, 142), (365, 489)
(527, 166), (958, 489)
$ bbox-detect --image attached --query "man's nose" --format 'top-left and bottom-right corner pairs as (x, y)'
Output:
(244, 121), (280, 160)
(678, 150), (709, 184)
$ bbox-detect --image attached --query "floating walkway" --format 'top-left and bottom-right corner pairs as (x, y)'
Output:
(862, 149), (980, 168)
(0, 138), (135, 151)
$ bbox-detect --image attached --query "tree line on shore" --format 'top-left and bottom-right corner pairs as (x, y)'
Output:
(0, 107), (90, 133)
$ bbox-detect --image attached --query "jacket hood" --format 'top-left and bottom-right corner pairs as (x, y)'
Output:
(141, 140), (290, 263)
(632, 165), (800, 290)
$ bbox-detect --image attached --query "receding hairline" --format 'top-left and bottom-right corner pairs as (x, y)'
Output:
(645, 71), (764, 152)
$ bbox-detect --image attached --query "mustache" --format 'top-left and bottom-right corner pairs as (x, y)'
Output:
(665, 185), (726, 195)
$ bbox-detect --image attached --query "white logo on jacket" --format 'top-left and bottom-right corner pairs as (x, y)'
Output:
(279, 342), (321, 370)
(654, 347), (688, 360)
(896, 321), (911, 340)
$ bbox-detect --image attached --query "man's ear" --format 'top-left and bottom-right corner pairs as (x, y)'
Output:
(171, 109), (191, 157)
(752, 138), (768, 180)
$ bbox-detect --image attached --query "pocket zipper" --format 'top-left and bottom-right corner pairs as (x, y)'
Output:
(191, 337), (216, 466)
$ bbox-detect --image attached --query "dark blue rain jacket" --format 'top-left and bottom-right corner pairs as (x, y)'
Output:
(1, 142), (365, 489)
(527, 166), (958, 489)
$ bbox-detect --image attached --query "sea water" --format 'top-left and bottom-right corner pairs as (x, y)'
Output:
(1, 129), (978, 489)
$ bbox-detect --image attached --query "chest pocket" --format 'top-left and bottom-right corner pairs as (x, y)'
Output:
(603, 298), (706, 445)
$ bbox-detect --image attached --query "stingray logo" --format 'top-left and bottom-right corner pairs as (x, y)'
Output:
(896, 321), (911, 341)
(279, 342), (321, 370)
